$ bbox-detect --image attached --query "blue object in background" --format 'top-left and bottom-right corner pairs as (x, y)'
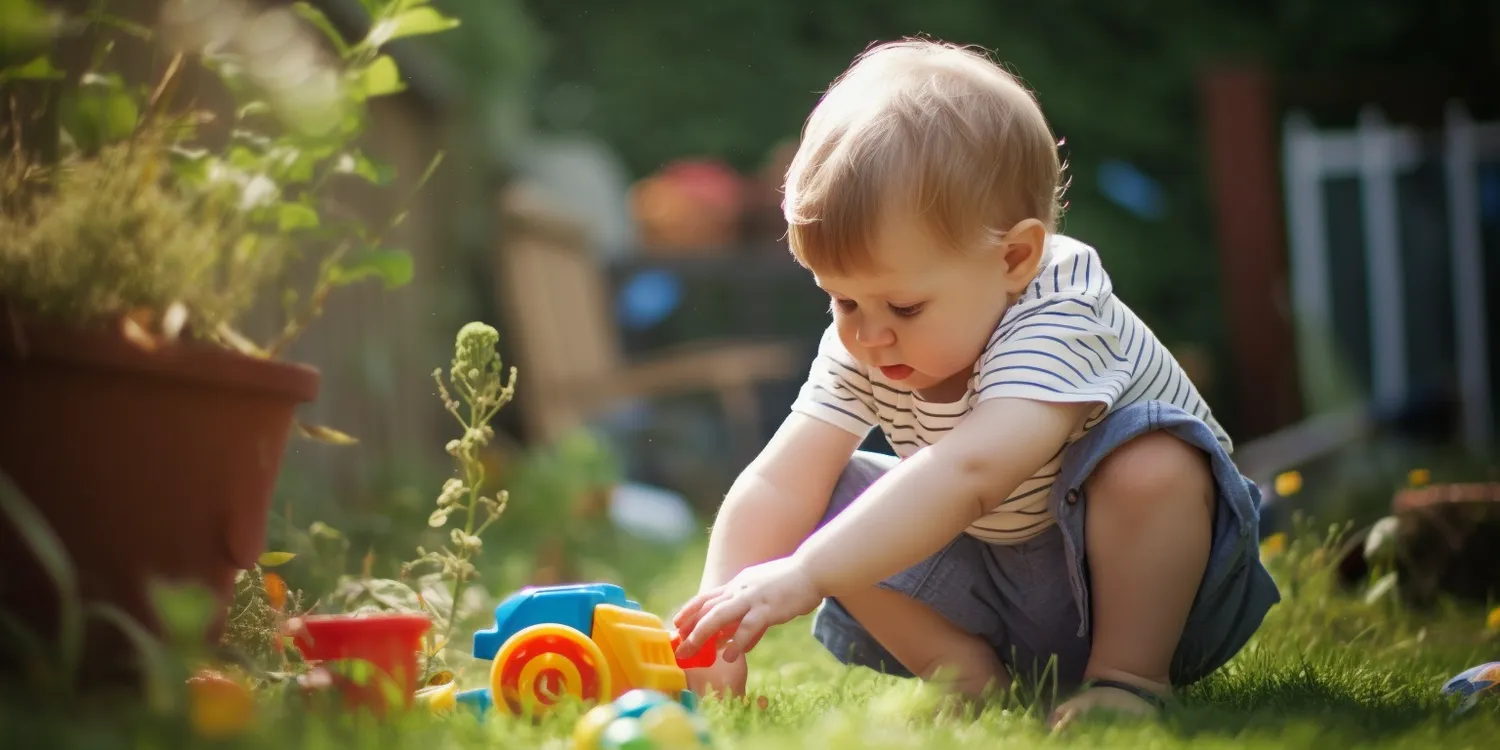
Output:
(617, 269), (683, 331)
(1097, 158), (1166, 220)
(1479, 165), (1500, 222)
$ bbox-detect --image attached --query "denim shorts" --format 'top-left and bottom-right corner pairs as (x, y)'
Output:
(810, 400), (1282, 696)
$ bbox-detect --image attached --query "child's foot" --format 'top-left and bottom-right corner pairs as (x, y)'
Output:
(1047, 678), (1167, 730)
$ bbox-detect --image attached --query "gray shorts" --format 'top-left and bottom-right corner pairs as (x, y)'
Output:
(811, 400), (1282, 695)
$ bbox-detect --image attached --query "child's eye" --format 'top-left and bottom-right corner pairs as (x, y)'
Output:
(831, 298), (858, 314)
(888, 303), (924, 318)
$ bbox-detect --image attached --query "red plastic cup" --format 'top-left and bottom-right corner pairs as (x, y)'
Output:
(289, 613), (431, 714)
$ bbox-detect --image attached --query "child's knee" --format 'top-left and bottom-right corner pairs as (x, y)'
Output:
(1085, 430), (1213, 517)
(838, 587), (1002, 692)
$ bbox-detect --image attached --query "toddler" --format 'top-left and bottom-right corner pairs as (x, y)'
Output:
(672, 38), (1281, 727)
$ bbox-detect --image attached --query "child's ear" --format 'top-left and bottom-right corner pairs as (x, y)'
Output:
(997, 219), (1047, 291)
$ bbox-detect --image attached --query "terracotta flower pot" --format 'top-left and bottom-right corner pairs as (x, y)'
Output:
(0, 305), (319, 682)
(289, 614), (431, 714)
(1337, 482), (1500, 608)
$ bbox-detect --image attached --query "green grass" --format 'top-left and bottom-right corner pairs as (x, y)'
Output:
(3, 526), (1498, 750)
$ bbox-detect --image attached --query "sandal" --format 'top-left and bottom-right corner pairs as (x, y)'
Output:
(1080, 678), (1170, 712)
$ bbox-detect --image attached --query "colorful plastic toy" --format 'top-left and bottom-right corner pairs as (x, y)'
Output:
(459, 583), (719, 718)
(572, 689), (712, 750)
(1442, 661), (1500, 714)
(288, 613), (432, 714)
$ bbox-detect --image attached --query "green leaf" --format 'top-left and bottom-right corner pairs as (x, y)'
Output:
(167, 147), (213, 185)
(148, 581), (217, 648)
(276, 202), (320, 232)
(382, 7), (460, 43)
(86, 603), (177, 714)
(326, 577), (423, 615)
(357, 54), (404, 98)
(257, 551), (298, 567)
(291, 2), (349, 56)
(338, 150), (395, 185)
(333, 248), (414, 289)
(0, 55), (61, 82)
(295, 422), (360, 445)
(0, 0), (59, 68)
(0, 470), (80, 674)
(58, 76), (139, 151)
(236, 101), (271, 120)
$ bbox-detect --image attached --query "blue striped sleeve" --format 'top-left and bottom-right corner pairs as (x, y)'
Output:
(788, 325), (878, 437)
(974, 293), (1133, 411)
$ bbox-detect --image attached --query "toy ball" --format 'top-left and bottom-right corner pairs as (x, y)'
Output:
(1441, 661), (1500, 714)
(572, 689), (712, 750)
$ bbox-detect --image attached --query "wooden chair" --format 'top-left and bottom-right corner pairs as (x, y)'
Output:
(493, 186), (800, 465)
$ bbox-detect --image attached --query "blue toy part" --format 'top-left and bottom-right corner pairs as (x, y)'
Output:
(471, 583), (641, 661)
(1442, 661), (1500, 715)
(1443, 661), (1500, 696)
(456, 687), (494, 715)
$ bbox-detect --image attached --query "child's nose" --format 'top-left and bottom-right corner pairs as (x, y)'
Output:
(855, 319), (895, 348)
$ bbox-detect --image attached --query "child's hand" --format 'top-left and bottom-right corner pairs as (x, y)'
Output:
(673, 556), (822, 662)
(685, 657), (747, 699)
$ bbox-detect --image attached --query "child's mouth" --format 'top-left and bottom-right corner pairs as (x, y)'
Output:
(879, 364), (914, 380)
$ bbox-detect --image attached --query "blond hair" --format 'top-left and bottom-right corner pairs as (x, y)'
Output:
(783, 38), (1064, 274)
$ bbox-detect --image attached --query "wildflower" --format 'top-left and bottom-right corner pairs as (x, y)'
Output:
(1408, 468), (1431, 487)
(187, 669), (255, 739)
(1274, 471), (1302, 496)
(451, 322), (500, 387)
(437, 478), (466, 508)
(1487, 607), (1500, 633)
(263, 572), (287, 610)
(1363, 515), (1400, 568)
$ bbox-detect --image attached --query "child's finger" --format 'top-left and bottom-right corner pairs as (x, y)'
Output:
(673, 587), (730, 632)
(672, 587), (721, 628)
(723, 612), (768, 662)
(675, 588), (734, 636)
(680, 599), (747, 659)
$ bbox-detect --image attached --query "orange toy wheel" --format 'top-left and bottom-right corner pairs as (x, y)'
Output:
(489, 624), (612, 718)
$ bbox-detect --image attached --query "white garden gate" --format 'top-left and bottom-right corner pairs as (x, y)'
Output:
(1282, 102), (1500, 452)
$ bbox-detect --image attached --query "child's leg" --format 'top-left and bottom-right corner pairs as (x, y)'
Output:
(810, 451), (1011, 698)
(971, 402), (1280, 727)
(835, 587), (1005, 697)
(1042, 401), (1282, 727)
(1049, 430), (1214, 724)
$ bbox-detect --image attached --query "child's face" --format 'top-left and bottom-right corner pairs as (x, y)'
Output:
(813, 212), (1044, 401)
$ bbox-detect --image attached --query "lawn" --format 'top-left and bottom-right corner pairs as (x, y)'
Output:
(2, 521), (1497, 750)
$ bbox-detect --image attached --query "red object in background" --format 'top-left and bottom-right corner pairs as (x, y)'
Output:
(1199, 66), (1304, 438)
(632, 158), (748, 252)
(290, 614), (431, 714)
(658, 159), (744, 215)
(670, 629), (721, 669)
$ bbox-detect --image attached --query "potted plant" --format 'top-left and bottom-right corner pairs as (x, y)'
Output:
(0, 0), (458, 682)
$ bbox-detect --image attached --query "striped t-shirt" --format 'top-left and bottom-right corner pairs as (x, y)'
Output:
(790, 234), (1232, 544)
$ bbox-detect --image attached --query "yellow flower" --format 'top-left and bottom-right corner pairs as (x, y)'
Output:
(1487, 606), (1500, 632)
(1260, 532), (1287, 559)
(188, 670), (255, 739)
(1274, 471), (1302, 496)
(1408, 468), (1431, 487)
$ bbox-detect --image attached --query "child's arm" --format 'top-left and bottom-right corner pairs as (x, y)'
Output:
(794, 396), (1091, 594)
(675, 396), (1093, 660)
(698, 411), (866, 592)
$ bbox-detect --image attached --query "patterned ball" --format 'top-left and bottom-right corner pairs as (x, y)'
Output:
(572, 690), (711, 750)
